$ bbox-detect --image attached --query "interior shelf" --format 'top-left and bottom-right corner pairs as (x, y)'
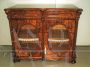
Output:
(18, 38), (69, 42)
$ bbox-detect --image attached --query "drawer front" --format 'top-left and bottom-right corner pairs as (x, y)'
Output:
(7, 10), (42, 19)
(44, 9), (77, 19)
(44, 13), (76, 19)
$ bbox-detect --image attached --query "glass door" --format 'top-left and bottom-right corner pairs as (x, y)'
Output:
(45, 24), (70, 60)
(12, 20), (43, 60)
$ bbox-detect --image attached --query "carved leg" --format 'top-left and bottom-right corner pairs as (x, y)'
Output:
(70, 59), (76, 64)
(13, 58), (20, 63)
(69, 51), (76, 64)
(12, 52), (20, 63)
(69, 57), (76, 64)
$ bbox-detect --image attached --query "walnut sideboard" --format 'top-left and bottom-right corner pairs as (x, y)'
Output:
(4, 4), (83, 63)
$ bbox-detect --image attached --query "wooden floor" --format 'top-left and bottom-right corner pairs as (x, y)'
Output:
(0, 46), (90, 67)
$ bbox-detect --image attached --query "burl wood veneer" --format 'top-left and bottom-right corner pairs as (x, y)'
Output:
(4, 4), (82, 63)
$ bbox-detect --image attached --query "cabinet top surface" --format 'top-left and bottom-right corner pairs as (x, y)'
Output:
(6, 4), (80, 9)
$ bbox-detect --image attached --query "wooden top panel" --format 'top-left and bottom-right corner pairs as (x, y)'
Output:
(6, 4), (80, 9)
(4, 4), (83, 20)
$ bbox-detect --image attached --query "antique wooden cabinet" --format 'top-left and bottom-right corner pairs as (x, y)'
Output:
(4, 4), (82, 63)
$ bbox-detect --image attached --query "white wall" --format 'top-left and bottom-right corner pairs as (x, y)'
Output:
(0, 0), (90, 45)
(0, 0), (15, 45)
(73, 0), (90, 45)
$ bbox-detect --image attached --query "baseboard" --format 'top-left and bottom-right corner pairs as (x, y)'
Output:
(76, 45), (90, 47)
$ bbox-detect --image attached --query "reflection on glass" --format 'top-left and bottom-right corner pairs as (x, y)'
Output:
(48, 25), (69, 50)
(17, 25), (39, 50)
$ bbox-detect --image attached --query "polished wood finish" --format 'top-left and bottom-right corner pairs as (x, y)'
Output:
(5, 7), (82, 63)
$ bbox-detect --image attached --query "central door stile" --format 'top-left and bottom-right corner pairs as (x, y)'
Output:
(40, 9), (46, 60)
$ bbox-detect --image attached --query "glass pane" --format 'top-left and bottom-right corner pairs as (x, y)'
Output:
(48, 25), (69, 51)
(18, 25), (39, 49)
(15, 24), (42, 59)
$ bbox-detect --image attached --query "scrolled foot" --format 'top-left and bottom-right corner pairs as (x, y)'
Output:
(70, 60), (76, 64)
